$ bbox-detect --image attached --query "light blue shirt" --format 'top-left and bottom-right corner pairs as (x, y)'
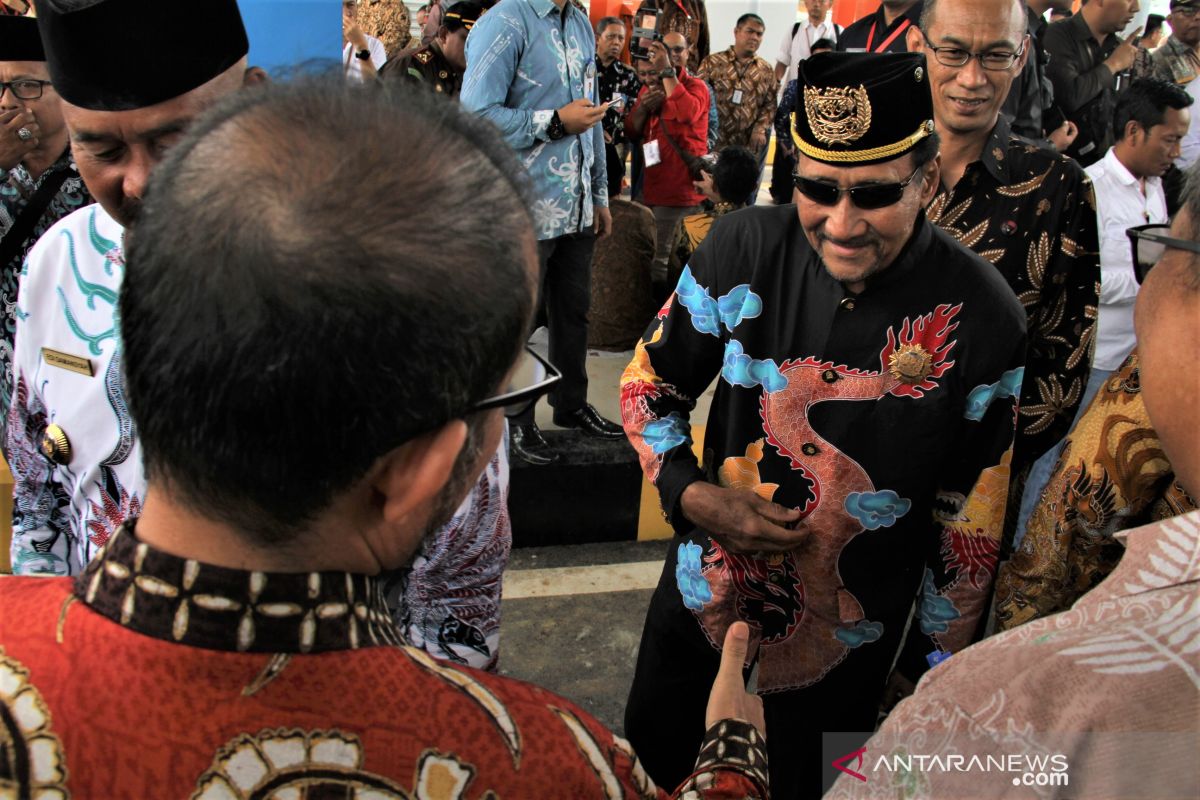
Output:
(462, 0), (607, 241)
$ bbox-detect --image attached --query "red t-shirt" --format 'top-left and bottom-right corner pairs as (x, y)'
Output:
(630, 71), (709, 207)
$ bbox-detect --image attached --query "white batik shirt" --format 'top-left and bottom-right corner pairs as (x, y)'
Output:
(7, 203), (144, 576)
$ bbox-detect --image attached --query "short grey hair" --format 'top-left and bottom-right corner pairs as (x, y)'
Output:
(595, 16), (624, 35)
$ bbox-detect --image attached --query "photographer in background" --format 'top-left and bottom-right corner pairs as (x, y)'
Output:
(627, 34), (709, 301)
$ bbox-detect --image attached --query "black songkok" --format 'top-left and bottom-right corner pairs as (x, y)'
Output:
(793, 52), (935, 166)
(0, 15), (45, 62)
(33, 0), (248, 111)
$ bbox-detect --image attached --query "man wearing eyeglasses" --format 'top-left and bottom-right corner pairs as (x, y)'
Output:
(1151, 0), (1200, 85)
(621, 51), (1027, 798)
(7, 0), (266, 579)
(907, 0), (1101, 554)
(0, 77), (774, 799)
(0, 15), (91, 463)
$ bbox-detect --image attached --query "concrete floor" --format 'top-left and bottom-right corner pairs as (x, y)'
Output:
(499, 538), (670, 733)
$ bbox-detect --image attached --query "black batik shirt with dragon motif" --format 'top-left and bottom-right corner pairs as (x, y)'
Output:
(927, 117), (1100, 531)
(622, 206), (1027, 697)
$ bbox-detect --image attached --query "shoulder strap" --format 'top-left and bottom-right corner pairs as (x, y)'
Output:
(0, 163), (73, 271)
(792, 21), (801, 39)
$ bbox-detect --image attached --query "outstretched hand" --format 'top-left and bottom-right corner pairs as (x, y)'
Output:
(705, 621), (766, 733)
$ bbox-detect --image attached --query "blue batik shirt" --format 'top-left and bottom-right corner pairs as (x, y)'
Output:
(461, 0), (607, 241)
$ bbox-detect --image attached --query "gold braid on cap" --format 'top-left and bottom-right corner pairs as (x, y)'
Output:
(792, 120), (935, 163)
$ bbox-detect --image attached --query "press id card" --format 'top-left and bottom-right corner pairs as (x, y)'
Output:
(643, 139), (662, 166)
(732, 89), (743, 105)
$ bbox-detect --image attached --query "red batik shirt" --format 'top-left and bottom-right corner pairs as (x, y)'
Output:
(0, 522), (769, 798)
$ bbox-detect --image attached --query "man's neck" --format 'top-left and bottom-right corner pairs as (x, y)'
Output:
(881, 1), (914, 26)
(734, 48), (755, 61)
(938, 119), (995, 192)
(1113, 145), (1149, 192)
(1080, 4), (1110, 44)
(134, 487), (390, 575)
(599, 52), (616, 67)
(551, 0), (567, 9)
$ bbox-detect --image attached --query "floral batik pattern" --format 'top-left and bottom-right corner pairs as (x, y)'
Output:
(926, 116), (1100, 544)
(993, 352), (1198, 630)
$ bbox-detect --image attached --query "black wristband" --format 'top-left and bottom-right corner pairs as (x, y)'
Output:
(547, 110), (566, 141)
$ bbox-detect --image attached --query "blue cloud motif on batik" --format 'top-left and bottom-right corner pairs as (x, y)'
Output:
(721, 340), (787, 393)
(835, 619), (884, 648)
(964, 367), (1025, 421)
(917, 568), (961, 635)
(642, 412), (689, 454)
(716, 285), (762, 332)
(676, 266), (721, 337)
(676, 541), (713, 610)
(845, 490), (912, 530)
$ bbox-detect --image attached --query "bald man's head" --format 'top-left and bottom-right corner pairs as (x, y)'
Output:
(663, 31), (689, 71)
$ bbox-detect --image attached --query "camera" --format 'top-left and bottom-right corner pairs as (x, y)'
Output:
(629, 8), (662, 61)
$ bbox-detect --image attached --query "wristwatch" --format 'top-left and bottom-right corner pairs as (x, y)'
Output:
(659, 67), (677, 79)
(355, 49), (371, 60)
(547, 111), (566, 141)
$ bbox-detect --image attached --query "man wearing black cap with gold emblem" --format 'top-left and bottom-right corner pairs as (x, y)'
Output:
(6, 0), (264, 576)
(621, 51), (1028, 797)
(381, 0), (482, 97)
(0, 13), (91, 454)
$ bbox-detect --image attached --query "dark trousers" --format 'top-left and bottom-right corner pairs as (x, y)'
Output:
(512, 231), (595, 426)
(625, 543), (885, 799)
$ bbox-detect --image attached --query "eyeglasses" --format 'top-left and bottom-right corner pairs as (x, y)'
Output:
(666, 45), (688, 54)
(471, 345), (561, 418)
(921, 33), (1026, 70)
(1126, 223), (1200, 284)
(0, 79), (52, 101)
(1174, 7), (1199, 18)
(793, 165), (924, 210)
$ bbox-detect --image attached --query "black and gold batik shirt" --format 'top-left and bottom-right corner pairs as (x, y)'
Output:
(927, 116), (1100, 529)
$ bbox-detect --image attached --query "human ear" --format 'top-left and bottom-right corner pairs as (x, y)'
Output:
(370, 420), (468, 526)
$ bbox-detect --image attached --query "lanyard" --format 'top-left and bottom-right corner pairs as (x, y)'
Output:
(865, 17), (910, 53)
(670, 0), (692, 20)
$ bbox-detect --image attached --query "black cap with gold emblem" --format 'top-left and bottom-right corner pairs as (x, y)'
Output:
(34, 0), (249, 111)
(442, 1), (484, 32)
(793, 52), (934, 166)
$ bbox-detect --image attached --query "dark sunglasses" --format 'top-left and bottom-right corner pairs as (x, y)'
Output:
(471, 345), (561, 418)
(1126, 223), (1200, 284)
(793, 165), (924, 210)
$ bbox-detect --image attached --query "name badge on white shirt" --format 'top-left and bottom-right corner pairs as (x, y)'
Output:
(732, 89), (744, 105)
(644, 140), (662, 167)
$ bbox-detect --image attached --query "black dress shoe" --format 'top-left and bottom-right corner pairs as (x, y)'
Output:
(553, 404), (625, 439)
(510, 423), (558, 466)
